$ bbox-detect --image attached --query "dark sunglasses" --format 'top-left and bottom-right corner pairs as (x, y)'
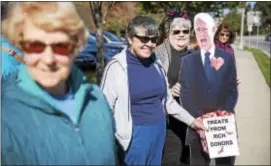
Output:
(134, 35), (158, 44)
(172, 29), (190, 35)
(220, 33), (230, 37)
(20, 40), (75, 55)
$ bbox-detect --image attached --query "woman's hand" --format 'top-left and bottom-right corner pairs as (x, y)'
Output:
(237, 78), (241, 86)
(190, 118), (207, 131)
(170, 83), (181, 97)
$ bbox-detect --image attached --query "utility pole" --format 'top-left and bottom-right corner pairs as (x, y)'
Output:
(254, 11), (262, 49)
(247, 11), (254, 48)
(238, 3), (246, 50)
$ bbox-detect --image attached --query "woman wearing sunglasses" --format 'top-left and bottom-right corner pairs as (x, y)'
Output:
(1, 2), (116, 165)
(214, 23), (236, 64)
(155, 10), (194, 164)
(100, 15), (206, 166)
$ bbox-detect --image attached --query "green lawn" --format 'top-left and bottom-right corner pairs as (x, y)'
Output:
(245, 47), (270, 87)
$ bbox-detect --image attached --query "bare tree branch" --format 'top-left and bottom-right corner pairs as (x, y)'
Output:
(89, 1), (105, 84)
(102, 2), (116, 21)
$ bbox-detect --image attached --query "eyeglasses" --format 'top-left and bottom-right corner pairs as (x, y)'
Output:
(20, 40), (75, 55)
(172, 29), (190, 35)
(133, 35), (158, 44)
(220, 33), (230, 37)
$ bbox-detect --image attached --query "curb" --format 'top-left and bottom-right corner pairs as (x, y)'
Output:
(245, 45), (270, 58)
(233, 43), (270, 58)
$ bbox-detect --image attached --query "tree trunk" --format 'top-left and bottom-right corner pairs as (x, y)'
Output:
(89, 2), (104, 85)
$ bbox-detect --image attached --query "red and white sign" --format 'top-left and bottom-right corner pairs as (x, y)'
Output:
(202, 114), (240, 158)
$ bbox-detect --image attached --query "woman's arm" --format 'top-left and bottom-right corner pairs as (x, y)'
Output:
(100, 60), (119, 111)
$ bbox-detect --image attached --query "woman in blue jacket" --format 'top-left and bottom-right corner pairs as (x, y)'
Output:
(1, 2), (116, 165)
(101, 15), (206, 166)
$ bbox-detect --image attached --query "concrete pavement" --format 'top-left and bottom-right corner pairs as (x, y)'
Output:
(233, 44), (270, 165)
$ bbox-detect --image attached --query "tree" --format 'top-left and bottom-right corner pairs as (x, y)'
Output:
(223, 9), (242, 33)
(253, 2), (271, 29)
(89, 2), (116, 84)
(104, 2), (139, 35)
(137, 2), (242, 21)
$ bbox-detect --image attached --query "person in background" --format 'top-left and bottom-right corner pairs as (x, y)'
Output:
(1, 2), (116, 165)
(214, 23), (240, 85)
(188, 34), (199, 51)
(179, 13), (238, 165)
(100, 15), (206, 166)
(1, 2), (24, 79)
(214, 23), (236, 64)
(154, 9), (194, 164)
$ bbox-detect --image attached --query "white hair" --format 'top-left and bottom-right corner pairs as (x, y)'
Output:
(194, 13), (215, 29)
(194, 12), (217, 47)
(170, 17), (192, 30)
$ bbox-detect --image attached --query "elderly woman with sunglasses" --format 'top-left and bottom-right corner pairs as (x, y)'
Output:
(1, 2), (116, 165)
(154, 10), (194, 164)
(100, 15), (205, 166)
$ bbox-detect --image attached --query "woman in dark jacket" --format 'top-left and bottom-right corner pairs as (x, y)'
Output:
(214, 23), (240, 85)
(214, 23), (236, 64)
(154, 9), (194, 164)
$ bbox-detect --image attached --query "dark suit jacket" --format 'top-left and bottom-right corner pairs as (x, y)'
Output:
(179, 48), (238, 119)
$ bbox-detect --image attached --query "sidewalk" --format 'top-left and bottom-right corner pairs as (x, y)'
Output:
(233, 45), (270, 165)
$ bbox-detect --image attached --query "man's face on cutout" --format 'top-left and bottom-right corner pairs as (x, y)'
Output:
(195, 18), (214, 51)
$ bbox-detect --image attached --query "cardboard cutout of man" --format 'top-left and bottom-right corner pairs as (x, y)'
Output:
(179, 13), (238, 165)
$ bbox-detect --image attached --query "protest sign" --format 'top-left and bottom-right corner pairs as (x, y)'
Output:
(202, 114), (240, 159)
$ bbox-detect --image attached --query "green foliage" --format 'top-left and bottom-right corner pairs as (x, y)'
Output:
(104, 20), (122, 36)
(245, 47), (270, 87)
(223, 9), (242, 33)
(85, 70), (97, 84)
(137, 2), (242, 20)
(253, 1), (271, 27)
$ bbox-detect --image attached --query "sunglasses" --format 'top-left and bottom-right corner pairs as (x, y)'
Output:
(134, 35), (158, 44)
(173, 29), (190, 35)
(20, 40), (75, 55)
(220, 33), (230, 37)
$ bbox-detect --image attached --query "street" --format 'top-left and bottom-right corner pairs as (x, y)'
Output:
(242, 36), (270, 58)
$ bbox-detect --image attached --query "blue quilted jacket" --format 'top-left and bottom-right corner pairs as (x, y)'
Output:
(1, 65), (116, 165)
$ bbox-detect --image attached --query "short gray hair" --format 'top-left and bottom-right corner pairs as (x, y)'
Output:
(126, 16), (159, 37)
(170, 17), (192, 30)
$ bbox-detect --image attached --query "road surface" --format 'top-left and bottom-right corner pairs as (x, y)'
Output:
(242, 36), (270, 58)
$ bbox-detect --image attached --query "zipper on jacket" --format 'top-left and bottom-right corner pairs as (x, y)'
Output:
(54, 111), (80, 132)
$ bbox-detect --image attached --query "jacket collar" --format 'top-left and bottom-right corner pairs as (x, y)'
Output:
(16, 65), (93, 114)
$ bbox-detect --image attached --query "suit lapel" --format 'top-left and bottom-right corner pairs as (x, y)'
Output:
(194, 51), (208, 81)
(193, 51), (210, 88)
(214, 47), (221, 59)
(212, 48), (223, 79)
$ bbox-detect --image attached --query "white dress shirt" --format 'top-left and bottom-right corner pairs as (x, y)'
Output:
(200, 45), (215, 65)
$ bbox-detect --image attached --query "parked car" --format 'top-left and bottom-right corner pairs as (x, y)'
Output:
(265, 33), (271, 41)
(104, 31), (127, 45)
(74, 32), (124, 69)
(74, 43), (96, 70)
(90, 31), (127, 47)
